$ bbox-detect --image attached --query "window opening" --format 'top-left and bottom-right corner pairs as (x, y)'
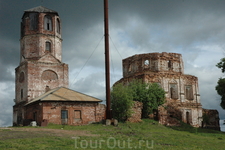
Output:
(33, 112), (37, 121)
(61, 110), (68, 119)
(44, 15), (52, 31)
(168, 60), (172, 69)
(56, 18), (60, 33)
(74, 110), (81, 120)
(21, 89), (23, 100)
(185, 85), (193, 100)
(61, 110), (68, 125)
(170, 84), (178, 99)
(29, 13), (38, 30)
(128, 64), (132, 72)
(144, 60), (150, 68)
(186, 111), (190, 124)
(45, 42), (51, 51)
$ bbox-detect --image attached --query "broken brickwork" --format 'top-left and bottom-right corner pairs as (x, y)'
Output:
(127, 101), (143, 123)
(202, 109), (220, 131)
(116, 52), (203, 127)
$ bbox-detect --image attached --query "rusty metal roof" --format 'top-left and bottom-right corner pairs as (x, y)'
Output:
(25, 6), (58, 14)
(25, 87), (102, 105)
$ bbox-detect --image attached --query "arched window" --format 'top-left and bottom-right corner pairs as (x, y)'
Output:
(185, 85), (193, 100)
(56, 18), (60, 33)
(29, 13), (38, 30)
(45, 42), (51, 52)
(170, 84), (178, 99)
(44, 15), (52, 31)
(41, 70), (58, 81)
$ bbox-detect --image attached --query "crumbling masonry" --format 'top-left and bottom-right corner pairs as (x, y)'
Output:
(117, 52), (203, 127)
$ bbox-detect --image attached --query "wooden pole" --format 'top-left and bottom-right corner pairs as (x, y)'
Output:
(104, 0), (111, 119)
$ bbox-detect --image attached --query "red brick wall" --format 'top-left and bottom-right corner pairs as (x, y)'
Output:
(25, 101), (105, 126)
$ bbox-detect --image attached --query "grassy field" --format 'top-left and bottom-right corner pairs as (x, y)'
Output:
(0, 119), (224, 150)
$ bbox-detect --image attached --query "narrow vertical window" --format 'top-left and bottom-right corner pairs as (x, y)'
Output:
(186, 111), (190, 124)
(61, 110), (68, 125)
(56, 18), (60, 33)
(21, 89), (23, 100)
(144, 60), (149, 68)
(168, 60), (172, 69)
(128, 64), (132, 72)
(45, 42), (51, 52)
(44, 15), (52, 31)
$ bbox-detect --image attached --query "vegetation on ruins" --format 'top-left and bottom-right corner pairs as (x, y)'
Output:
(111, 79), (165, 121)
(110, 83), (134, 121)
(216, 58), (225, 109)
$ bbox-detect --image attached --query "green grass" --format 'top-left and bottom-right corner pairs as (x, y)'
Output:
(0, 119), (224, 150)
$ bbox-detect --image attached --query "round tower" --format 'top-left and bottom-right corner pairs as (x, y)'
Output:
(20, 6), (62, 62)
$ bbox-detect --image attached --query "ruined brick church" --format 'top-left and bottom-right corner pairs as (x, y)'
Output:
(117, 53), (203, 127)
(13, 6), (105, 126)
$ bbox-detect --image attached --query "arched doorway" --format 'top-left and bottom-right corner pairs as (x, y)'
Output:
(186, 111), (190, 124)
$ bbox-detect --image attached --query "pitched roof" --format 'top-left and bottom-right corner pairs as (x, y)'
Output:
(25, 6), (58, 14)
(25, 87), (102, 105)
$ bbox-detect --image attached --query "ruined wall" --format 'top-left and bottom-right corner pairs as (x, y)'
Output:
(127, 101), (143, 123)
(13, 102), (26, 126)
(202, 109), (220, 131)
(24, 102), (43, 126)
(122, 52), (184, 78)
(116, 52), (203, 127)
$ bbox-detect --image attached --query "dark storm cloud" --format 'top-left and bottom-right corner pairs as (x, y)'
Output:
(71, 72), (105, 100)
(0, 81), (14, 127)
(0, 38), (19, 81)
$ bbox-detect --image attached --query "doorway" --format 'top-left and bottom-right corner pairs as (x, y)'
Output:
(61, 110), (68, 125)
(186, 111), (190, 124)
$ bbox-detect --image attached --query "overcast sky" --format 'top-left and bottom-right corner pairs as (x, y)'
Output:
(1, 0), (225, 127)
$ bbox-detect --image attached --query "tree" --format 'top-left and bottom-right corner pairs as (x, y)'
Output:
(111, 83), (134, 121)
(129, 80), (165, 118)
(215, 78), (225, 109)
(216, 58), (225, 109)
(111, 79), (165, 120)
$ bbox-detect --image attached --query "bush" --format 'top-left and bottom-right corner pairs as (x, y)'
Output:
(111, 79), (165, 120)
(111, 83), (134, 121)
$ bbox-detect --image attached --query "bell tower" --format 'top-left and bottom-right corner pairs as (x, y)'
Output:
(20, 6), (62, 61)
(15, 6), (68, 105)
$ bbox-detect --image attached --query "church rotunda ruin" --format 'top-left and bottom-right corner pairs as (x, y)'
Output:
(117, 52), (203, 127)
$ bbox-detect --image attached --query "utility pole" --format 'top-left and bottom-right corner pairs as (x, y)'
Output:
(104, 0), (111, 119)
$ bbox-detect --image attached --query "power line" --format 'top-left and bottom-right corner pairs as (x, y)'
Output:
(109, 35), (123, 59)
(71, 35), (104, 85)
